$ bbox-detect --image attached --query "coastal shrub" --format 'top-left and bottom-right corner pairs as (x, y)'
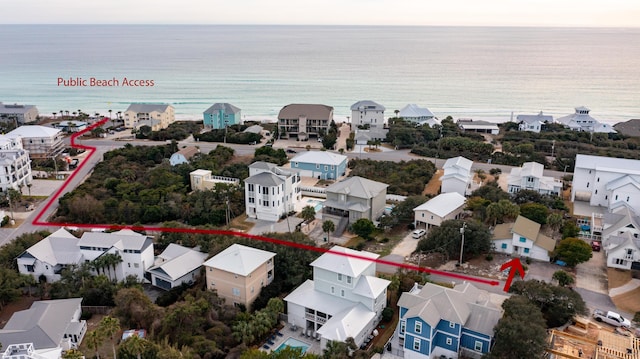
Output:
(195, 126), (261, 144)
(348, 158), (435, 196)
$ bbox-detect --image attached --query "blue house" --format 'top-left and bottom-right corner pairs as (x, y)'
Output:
(203, 103), (241, 129)
(396, 282), (502, 359)
(289, 151), (347, 180)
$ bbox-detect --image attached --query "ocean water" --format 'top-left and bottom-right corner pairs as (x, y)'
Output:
(1, 25), (639, 124)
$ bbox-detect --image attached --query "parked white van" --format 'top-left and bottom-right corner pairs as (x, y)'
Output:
(412, 229), (426, 239)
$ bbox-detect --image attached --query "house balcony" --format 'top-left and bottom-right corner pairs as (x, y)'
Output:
(304, 312), (327, 324)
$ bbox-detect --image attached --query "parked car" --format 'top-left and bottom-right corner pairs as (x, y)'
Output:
(591, 241), (601, 252)
(412, 229), (426, 239)
(286, 149), (297, 154)
(593, 309), (631, 328)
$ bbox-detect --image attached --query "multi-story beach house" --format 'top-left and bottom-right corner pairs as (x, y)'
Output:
(556, 107), (617, 134)
(350, 100), (385, 129)
(507, 161), (562, 196)
(203, 103), (242, 129)
(516, 111), (553, 133)
(0, 102), (39, 125)
(189, 169), (239, 191)
(571, 154), (640, 211)
(398, 104), (440, 127)
(16, 228), (81, 283)
(413, 192), (466, 230)
(492, 215), (556, 262)
(244, 161), (302, 221)
(0, 298), (87, 355)
(395, 282), (501, 359)
(124, 103), (175, 131)
(5, 125), (65, 160)
(146, 244), (208, 290)
(278, 104), (333, 140)
(601, 205), (640, 270)
(0, 135), (32, 192)
(285, 246), (390, 350)
(323, 176), (388, 224)
(203, 244), (275, 308)
(289, 150), (347, 180)
(440, 156), (474, 196)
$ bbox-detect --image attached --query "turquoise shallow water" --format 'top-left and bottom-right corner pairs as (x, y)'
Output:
(1, 25), (639, 123)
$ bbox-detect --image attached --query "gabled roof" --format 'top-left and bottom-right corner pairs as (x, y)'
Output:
(249, 161), (278, 171)
(316, 304), (375, 342)
(19, 228), (81, 266)
(244, 171), (285, 186)
(78, 230), (151, 251)
(516, 111), (553, 124)
(0, 298), (82, 350)
(351, 275), (390, 299)
(243, 125), (263, 134)
(7, 125), (61, 138)
(311, 246), (379, 277)
(173, 146), (199, 160)
(492, 223), (513, 240)
(125, 103), (172, 113)
(603, 205), (640, 238)
(147, 244), (208, 281)
(443, 156), (473, 172)
(520, 162), (544, 178)
(512, 215), (541, 241)
(496, 216), (556, 252)
(605, 175), (640, 192)
(284, 279), (356, 316)
(575, 154), (640, 173)
(278, 104), (333, 120)
(413, 192), (466, 217)
(399, 104), (435, 119)
(203, 244), (275, 276)
(203, 103), (241, 114)
(291, 150), (347, 166)
(325, 176), (388, 200)
(350, 100), (385, 111)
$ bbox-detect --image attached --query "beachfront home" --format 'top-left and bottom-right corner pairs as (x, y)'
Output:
(0, 102), (39, 125)
(413, 192), (466, 230)
(203, 103), (242, 129)
(54, 120), (88, 133)
(289, 150), (347, 180)
(507, 161), (562, 196)
(190, 169), (239, 191)
(492, 215), (555, 262)
(398, 104), (439, 127)
(285, 246), (390, 350)
(5, 125), (65, 159)
(395, 282), (501, 359)
(440, 156), (474, 196)
(571, 154), (640, 211)
(78, 229), (154, 282)
(350, 100), (386, 129)
(124, 103), (175, 131)
(278, 104), (333, 140)
(16, 228), (81, 283)
(517, 111), (553, 133)
(323, 176), (388, 224)
(146, 244), (208, 290)
(0, 134), (32, 192)
(203, 244), (275, 308)
(0, 298), (87, 355)
(169, 146), (199, 166)
(556, 107), (617, 134)
(457, 119), (499, 135)
(244, 161), (302, 222)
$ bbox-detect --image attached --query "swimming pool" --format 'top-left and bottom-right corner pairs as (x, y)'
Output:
(305, 199), (325, 213)
(274, 337), (310, 354)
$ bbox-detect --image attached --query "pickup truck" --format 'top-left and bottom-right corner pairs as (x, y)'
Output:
(593, 309), (631, 328)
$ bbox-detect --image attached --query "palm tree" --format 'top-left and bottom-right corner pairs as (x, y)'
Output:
(52, 112), (57, 119)
(108, 109), (113, 121)
(322, 220), (336, 242)
(98, 316), (121, 359)
(86, 329), (103, 359)
(300, 205), (316, 223)
(120, 335), (146, 359)
(60, 110), (64, 119)
(27, 183), (32, 196)
(394, 109), (400, 118)
(62, 349), (85, 359)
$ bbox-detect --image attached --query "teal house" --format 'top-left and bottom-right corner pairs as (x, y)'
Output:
(203, 103), (241, 129)
(289, 151), (347, 180)
(395, 282), (501, 359)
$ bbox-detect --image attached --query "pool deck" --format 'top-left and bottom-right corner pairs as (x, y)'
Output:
(260, 323), (322, 355)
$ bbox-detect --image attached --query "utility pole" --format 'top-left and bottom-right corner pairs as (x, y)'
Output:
(459, 222), (467, 265)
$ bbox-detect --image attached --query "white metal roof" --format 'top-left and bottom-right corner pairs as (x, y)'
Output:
(413, 192), (466, 218)
(351, 275), (390, 299)
(291, 150), (347, 166)
(7, 125), (61, 138)
(398, 104), (435, 118)
(148, 244), (208, 280)
(310, 246), (379, 277)
(203, 244), (275, 276)
(575, 154), (640, 172)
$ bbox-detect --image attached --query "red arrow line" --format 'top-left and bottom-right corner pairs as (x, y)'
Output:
(30, 118), (501, 288)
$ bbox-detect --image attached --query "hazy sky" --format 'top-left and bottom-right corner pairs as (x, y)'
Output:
(3, 0), (640, 27)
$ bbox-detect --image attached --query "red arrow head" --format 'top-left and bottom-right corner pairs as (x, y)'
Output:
(500, 258), (525, 278)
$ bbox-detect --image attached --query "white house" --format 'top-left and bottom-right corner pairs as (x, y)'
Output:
(599, 205), (640, 270)
(398, 104), (439, 127)
(492, 215), (556, 262)
(571, 154), (640, 211)
(16, 228), (81, 282)
(457, 119), (499, 135)
(507, 162), (562, 196)
(0, 102), (39, 125)
(244, 161), (301, 222)
(440, 156), (473, 196)
(169, 146), (199, 166)
(124, 103), (175, 131)
(189, 169), (239, 191)
(6, 125), (65, 159)
(289, 150), (347, 180)
(146, 244), (209, 290)
(0, 135), (32, 192)
(516, 111), (553, 133)
(285, 246), (390, 350)
(351, 100), (386, 129)
(556, 107), (617, 134)
(78, 229), (154, 282)
(0, 298), (86, 355)
(413, 192), (466, 229)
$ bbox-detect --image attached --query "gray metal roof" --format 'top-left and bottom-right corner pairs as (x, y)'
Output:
(244, 171), (285, 186)
(203, 103), (241, 114)
(278, 104), (333, 120)
(350, 100), (385, 111)
(0, 103), (37, 114)
(325, 176), (388, 199)
(125, 103), (171, 113)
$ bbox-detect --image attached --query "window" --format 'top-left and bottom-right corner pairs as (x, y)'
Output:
(597, 177), (600, 182)
(251, 286), (254, 293)
(294, 162), (298, 167)
(449, 322), (455, 329)
(324, 165), (328, 171)
(519, 237), (527, 243)
(346, 276), (352, 284)
(501, 243), (507, 249)
(524, 248), (530, 254)
(415, 321), (422, 334)
(337, 273), (343, 281)
(134, 263), (139, 268)
(248, 197), (255, 203)
(400, 321), (406, 334)
(25, 264), (34, 272)
(331, 286), (335, 294)
(587, 182), (589, 188)
(341, 289), (345, 297)
(316, 164), (320, 169)
(127, 263), (131, 268)
(474, 341), (483, 352)
(446, 338), (452, 346)
(413, 338), (420, 351)
(248, 184), (254, 192)
(615, 258), (625, 265)
(232, 288), (240, 296)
